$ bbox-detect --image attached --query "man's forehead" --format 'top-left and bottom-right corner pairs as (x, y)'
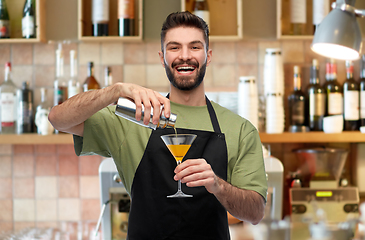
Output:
(164, 26), (206, 45)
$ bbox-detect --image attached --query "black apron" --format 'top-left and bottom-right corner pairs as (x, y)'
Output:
(127, 97), (230, 240)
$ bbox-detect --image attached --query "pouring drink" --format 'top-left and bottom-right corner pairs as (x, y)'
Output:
(161, 134), (197, 198)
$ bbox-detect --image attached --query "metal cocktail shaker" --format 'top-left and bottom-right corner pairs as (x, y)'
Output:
(115, 98), (177, 130)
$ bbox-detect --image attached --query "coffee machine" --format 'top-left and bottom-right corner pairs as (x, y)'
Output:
(97, 158), (130, 240)
(290, 148), (359, 223)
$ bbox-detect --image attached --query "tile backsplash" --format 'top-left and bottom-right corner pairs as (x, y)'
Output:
(1, 39), (365, 232)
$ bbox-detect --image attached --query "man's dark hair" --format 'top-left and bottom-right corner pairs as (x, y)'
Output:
(160, 11), (209, 52)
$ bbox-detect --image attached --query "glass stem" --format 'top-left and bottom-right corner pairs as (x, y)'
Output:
(177, 160), (182, 192)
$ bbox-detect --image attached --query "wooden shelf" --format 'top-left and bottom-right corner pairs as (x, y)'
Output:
(0, 133), (74, 145)
(0, 0), (46, 43)
(1, 132), (365, 145)
(260, 132), (365, 143)
(78, 0), (143, 42)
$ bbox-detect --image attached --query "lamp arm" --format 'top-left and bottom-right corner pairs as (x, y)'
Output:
(333, 2), (365, 18)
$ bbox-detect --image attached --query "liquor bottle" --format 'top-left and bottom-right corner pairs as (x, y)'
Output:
(35, 88), (54, 135)
(68, 50), (81, 98)
(104, 66), (112, 88)
(118, 0), (135, 36)
(312, 0), (329, 34)
(288, 66), (306, 128)
(92, 0), (109, 36)
(54, 48), (67, 106)
(83, 62), (101, 92)
(343, 61), (360, 131)
(325, 59), (343, 116)
(0, 62), (18, 134)
(22, 0), (36, 38)
(16, 81), (33, 134)
(307, 59), (325, 131)
(193, 0), (210, 26)
(360, 54), (365, 127)
(290, 0), (306, 35)
(0, 0), (10, 38)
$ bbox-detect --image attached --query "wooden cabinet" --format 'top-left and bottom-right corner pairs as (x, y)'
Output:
(77, 0), (143, 42)
(181, 0), (242, 41)
(0, 0), (46, 43)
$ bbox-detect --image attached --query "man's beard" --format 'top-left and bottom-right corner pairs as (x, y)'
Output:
(164, 59), (206, 91)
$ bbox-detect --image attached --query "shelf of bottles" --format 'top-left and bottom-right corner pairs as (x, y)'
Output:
(78, 0), (143, 42)
(181, 0), (242, 41)
(0, 0), (45, 43)
(277, 0), (335, 39)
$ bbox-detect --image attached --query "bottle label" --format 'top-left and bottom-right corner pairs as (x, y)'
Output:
(290, 0), (306, 24)
(344, 90), (359, 120)
(193, 10), (210, 26)
(17, 101), (33, 126)
(292, 101), (305, 124)
(312, 0), (329, 25)
(118, 0), (135, 19)
(309, 92), (325, 116)
(22, 15), (35, 37)
(360, 91), (365, 119)
(0, 20), (10, 38)
(1, 93), (15, 126)
(68, 86), (80, 99)
(328, 92), (343, 115)
(92, 0), (109, 23)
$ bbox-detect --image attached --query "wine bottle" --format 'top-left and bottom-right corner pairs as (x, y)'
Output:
(16, 81), (33, 134)
(193, 0), (210, 26)
(325, 59), (343, 116)
(0, 62), (18, 134)
(92, 0), (109, 36)
(312, 0), (329, 34)
(288, 66), (306, 128)
(83, 62), (101, 92)
(54, 48), (67, 106)
(343, 60), (360, 131)
(307, 59), (325, 131)
(0, 0), (10, 38)
(68, 50), (81, 98)
(118, 0), (135, 36)
(290, 0), (306, 35)
(360, 54), (365, 127)
(22, 0), (36, 38)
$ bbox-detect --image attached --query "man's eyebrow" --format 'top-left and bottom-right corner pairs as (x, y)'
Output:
(166, 41), (181, 47)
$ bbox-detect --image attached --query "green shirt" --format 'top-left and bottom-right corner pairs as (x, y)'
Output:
(74, 101), (267, 200)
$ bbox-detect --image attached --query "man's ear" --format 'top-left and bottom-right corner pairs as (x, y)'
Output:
(158, 51), (165, 68)
(206, 49), (212, 67)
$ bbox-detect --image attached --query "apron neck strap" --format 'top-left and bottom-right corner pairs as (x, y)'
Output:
(166, 94), (222, 134)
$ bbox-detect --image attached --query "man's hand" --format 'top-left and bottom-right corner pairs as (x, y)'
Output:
(174, 158), (265, 225)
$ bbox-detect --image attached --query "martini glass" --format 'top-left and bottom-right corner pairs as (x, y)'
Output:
(161, 134), (197, 198)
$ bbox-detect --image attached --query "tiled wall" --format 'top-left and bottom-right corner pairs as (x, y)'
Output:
(0, 39), (364, 232)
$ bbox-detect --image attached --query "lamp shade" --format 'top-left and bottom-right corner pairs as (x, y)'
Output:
(311, 5), (362, 61)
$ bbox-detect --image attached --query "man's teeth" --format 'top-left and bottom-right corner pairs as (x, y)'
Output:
(177, 66), (195, 71)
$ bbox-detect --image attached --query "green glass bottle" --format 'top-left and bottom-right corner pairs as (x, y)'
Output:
(0, 0), (10, 38)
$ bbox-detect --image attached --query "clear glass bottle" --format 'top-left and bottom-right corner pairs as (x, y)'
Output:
(83, 62), (101, 92)
(343, 60), (359, 131)
(193, 0), (210, 26)
(307, 59), (325, 131)
(16, 81), (33, 134)
(104, 66), (112, 88)
(0, 62), (18, 134)
(0, 0), (10, 38)
(288, 65), (306, 129)
(312, 0), (329, 34)
(22, 0), (36, 38)
(68, 50), (81, 98)
(35, 88), (54, 135)
(54, 47), (67, 106)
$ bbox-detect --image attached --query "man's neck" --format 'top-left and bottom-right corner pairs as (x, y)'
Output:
(169, 84), (206, 106)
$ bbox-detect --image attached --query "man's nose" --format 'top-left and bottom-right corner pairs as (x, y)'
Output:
(179, 47), (191, 60)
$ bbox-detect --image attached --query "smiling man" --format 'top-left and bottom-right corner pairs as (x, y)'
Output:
(48, 11), (267, 240)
